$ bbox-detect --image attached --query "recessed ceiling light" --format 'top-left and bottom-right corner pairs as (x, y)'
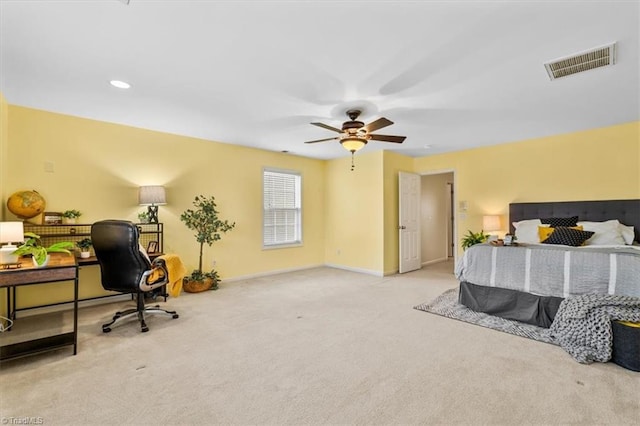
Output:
(423, 144), (432, 149)
(110, 80), (131, 89)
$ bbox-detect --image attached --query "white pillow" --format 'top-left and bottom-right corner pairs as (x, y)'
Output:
(619, 223), (635, 245)
(513, 219), (544, 244)
(577, 220), (625, 245)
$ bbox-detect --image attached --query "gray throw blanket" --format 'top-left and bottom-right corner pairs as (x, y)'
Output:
(550, 294), (640, 364)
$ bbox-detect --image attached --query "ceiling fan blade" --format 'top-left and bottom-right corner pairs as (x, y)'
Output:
(369, 134), (406, 143)
(364, 117), (393, 133)
(311, 122), (342, 133)
(304, 136), (339, 144)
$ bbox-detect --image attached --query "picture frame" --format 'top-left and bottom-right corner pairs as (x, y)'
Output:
(43, 212), (63, 225)
(146, 241), (158, 253)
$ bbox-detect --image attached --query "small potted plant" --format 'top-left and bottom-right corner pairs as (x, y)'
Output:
(137, 211), (150, 223)
(180, 195), (235, 292)
(461, 229), (489, 250)
(76, 238), (92, 258)
(12, 232), (74, 267)
(62, 209), (82, 224)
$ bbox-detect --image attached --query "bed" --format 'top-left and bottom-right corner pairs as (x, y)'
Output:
(455, 199), (640, 327)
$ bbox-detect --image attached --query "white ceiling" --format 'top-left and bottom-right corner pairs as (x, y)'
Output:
(1, 0), (638, 160)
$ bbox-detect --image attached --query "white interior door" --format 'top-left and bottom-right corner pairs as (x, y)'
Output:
(399, 171), (421, 273)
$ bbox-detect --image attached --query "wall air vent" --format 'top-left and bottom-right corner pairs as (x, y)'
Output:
(544, 42), (616, 81)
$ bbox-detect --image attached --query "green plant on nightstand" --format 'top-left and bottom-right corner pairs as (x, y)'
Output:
(461, 229), (489, 250)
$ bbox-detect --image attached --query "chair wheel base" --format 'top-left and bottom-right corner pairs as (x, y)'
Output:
(101, 291), (179, 333)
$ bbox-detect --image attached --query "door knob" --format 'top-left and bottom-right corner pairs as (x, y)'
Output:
(399, 225), (406, 230)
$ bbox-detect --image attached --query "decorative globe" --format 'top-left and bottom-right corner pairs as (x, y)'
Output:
(7, 190), (46, 219)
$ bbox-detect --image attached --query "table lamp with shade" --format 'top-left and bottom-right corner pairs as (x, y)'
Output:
(0, 221), (24, 265)
(138, 185), (166, 223)
(483, 215), (501, 242)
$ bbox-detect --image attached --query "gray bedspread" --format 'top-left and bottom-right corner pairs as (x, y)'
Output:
(455, 244), (640, 298)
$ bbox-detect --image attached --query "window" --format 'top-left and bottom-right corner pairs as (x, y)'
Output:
(263, 169), (302, 247)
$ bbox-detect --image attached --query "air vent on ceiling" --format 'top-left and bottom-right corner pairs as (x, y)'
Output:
(544, 42), (616, 81)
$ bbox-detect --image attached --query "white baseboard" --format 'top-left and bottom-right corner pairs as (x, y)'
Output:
(422, 257), (448, 266)
(14, 261), (416, 317)
(224, 263), (325, 283)
(324, 263), (384, 277)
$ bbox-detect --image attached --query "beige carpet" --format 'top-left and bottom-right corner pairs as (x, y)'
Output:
(1, 261), (638, 425)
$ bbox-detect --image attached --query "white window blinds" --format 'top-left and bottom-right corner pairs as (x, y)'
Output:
(263, 169), (302, 247)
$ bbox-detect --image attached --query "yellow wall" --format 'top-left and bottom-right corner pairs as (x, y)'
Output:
(324, 151), (385, 274)
(0, 94), (8, 315)
(5, 106), (326, 308)
(0, 93), (8, 215)
(415, 121), (640, 254)
(2, 100), (639, 310)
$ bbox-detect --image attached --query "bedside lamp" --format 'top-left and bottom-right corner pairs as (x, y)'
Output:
(483, 215), (501, 242)
(0, 221), (24, 265)
(138, 185), (167, 223)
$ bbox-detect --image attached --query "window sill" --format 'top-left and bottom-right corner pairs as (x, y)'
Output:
(262, 242), (303, 250)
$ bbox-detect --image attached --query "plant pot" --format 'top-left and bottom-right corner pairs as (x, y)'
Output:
(32, 254), (50, 268)
(80, 251), (90, 259)
(183, 277), (216, 293)
(63, 218), (76, 224)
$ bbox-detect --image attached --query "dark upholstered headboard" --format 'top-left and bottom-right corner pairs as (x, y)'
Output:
(509, 199), (640, 243)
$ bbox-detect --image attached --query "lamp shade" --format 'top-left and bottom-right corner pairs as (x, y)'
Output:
(0, 221), (24, 244)
(482, 215), (501, 232)
(138, 185), (167, 206)
(0, 221), (24, 265)
(340, 137), (367, 153)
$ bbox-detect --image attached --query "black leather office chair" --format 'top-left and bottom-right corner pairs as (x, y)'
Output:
(91, 220), (179, 333)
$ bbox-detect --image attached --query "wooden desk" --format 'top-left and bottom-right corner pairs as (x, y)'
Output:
(0, 253), (79, 361)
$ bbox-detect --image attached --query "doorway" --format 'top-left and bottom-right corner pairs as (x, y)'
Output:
(420, 171), (455, 269)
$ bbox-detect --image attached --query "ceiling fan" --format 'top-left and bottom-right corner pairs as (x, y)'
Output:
(305, 109), (406, 150)
(304, 109), (406, 170)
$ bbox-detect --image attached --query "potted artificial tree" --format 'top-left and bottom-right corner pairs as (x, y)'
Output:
(180, 195), (235, 292)
(76, 238), (92, 258)
(12, 232), (74, 267)
(62, 209), (82, 224)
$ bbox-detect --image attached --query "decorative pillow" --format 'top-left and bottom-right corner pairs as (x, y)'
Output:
(541, 216), (579, 227)
(577, 220), (626, 246)
(538, 226), (555, 242)
(541, 227), (594, 247)
(538, 225), (583, 242)
(619, 223), (635, 245)
(513, 219), (543, 244)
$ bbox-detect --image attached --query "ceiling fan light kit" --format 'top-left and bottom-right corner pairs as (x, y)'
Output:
(340, 137), (367, 153)
(304, 109), (406, 171)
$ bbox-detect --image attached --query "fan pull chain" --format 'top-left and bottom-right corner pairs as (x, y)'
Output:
(351, 152), (355, 171)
